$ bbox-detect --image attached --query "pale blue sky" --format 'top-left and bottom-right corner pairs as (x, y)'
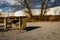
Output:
(0, 0), (16, 5)
(0, 0), (58, 12)
(0, 0), (55, 5)
(1, 0), (54, 2)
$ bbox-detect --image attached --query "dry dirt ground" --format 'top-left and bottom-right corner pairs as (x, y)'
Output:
(0, 22), (60, 40)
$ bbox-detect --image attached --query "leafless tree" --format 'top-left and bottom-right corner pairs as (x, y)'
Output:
(15, 0), (33, 18)
(41, 0), (56, 15)
(40, 0), (45, 16)
(40, 0), (50, 16)
(15, 0), (56, 17)
(44, 0), (50, 15)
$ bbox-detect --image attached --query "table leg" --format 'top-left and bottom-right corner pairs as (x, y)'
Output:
(19, 17), (22, 32)
(22, 18), (26, 30)
(19, 17), (26, 32)
(4, 17), (7, 31)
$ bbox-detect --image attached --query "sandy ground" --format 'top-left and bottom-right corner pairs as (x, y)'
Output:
(0, 22), (60, 40)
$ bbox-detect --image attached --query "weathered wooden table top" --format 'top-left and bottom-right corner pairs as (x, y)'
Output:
(0, 16), (26, 19)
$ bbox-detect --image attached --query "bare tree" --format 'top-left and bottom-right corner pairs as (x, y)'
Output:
(40, 0), (45, 16)
(40, 0), (50, 16)
(15, 0), (33, 18)
(44, 0), (50, 15)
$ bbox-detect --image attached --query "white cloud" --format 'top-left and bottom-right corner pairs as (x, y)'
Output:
(0, 0), (18, 5)
(50, 0), (54, 2)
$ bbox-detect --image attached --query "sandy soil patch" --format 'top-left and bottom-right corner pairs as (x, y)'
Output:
(0, 22), (60, 40)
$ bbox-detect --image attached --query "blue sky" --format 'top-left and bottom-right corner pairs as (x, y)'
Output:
(0, 0), (54, 3)
(0, 0), (13, 2)
(0, 0), (59, 12)
(0, 0), (16, 5)
(0, 0), (55, 5)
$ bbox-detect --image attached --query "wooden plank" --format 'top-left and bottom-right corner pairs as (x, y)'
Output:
(18, 16), (26, 32)
(4, 17), (7, 31)
(21, 18), (26, 30)
(0, 20), (4, 23)
(19, 17), (21, 32)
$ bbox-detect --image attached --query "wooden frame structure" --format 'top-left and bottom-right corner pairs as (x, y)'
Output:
(0, 16), (26, 32)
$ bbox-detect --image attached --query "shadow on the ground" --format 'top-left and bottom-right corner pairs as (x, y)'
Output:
(0, 29), (5, 32)
(0, 26), (41, 32)
(26, 26), (41, 31)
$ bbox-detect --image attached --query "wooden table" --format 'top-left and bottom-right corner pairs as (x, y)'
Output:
(0, 16), (26, 32)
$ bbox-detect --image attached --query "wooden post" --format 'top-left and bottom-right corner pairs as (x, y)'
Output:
(19, 17), (21, 32)
(4, 17), (7, 31)
(19, 16), (26, 32)
(22, 18), (26, 30)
